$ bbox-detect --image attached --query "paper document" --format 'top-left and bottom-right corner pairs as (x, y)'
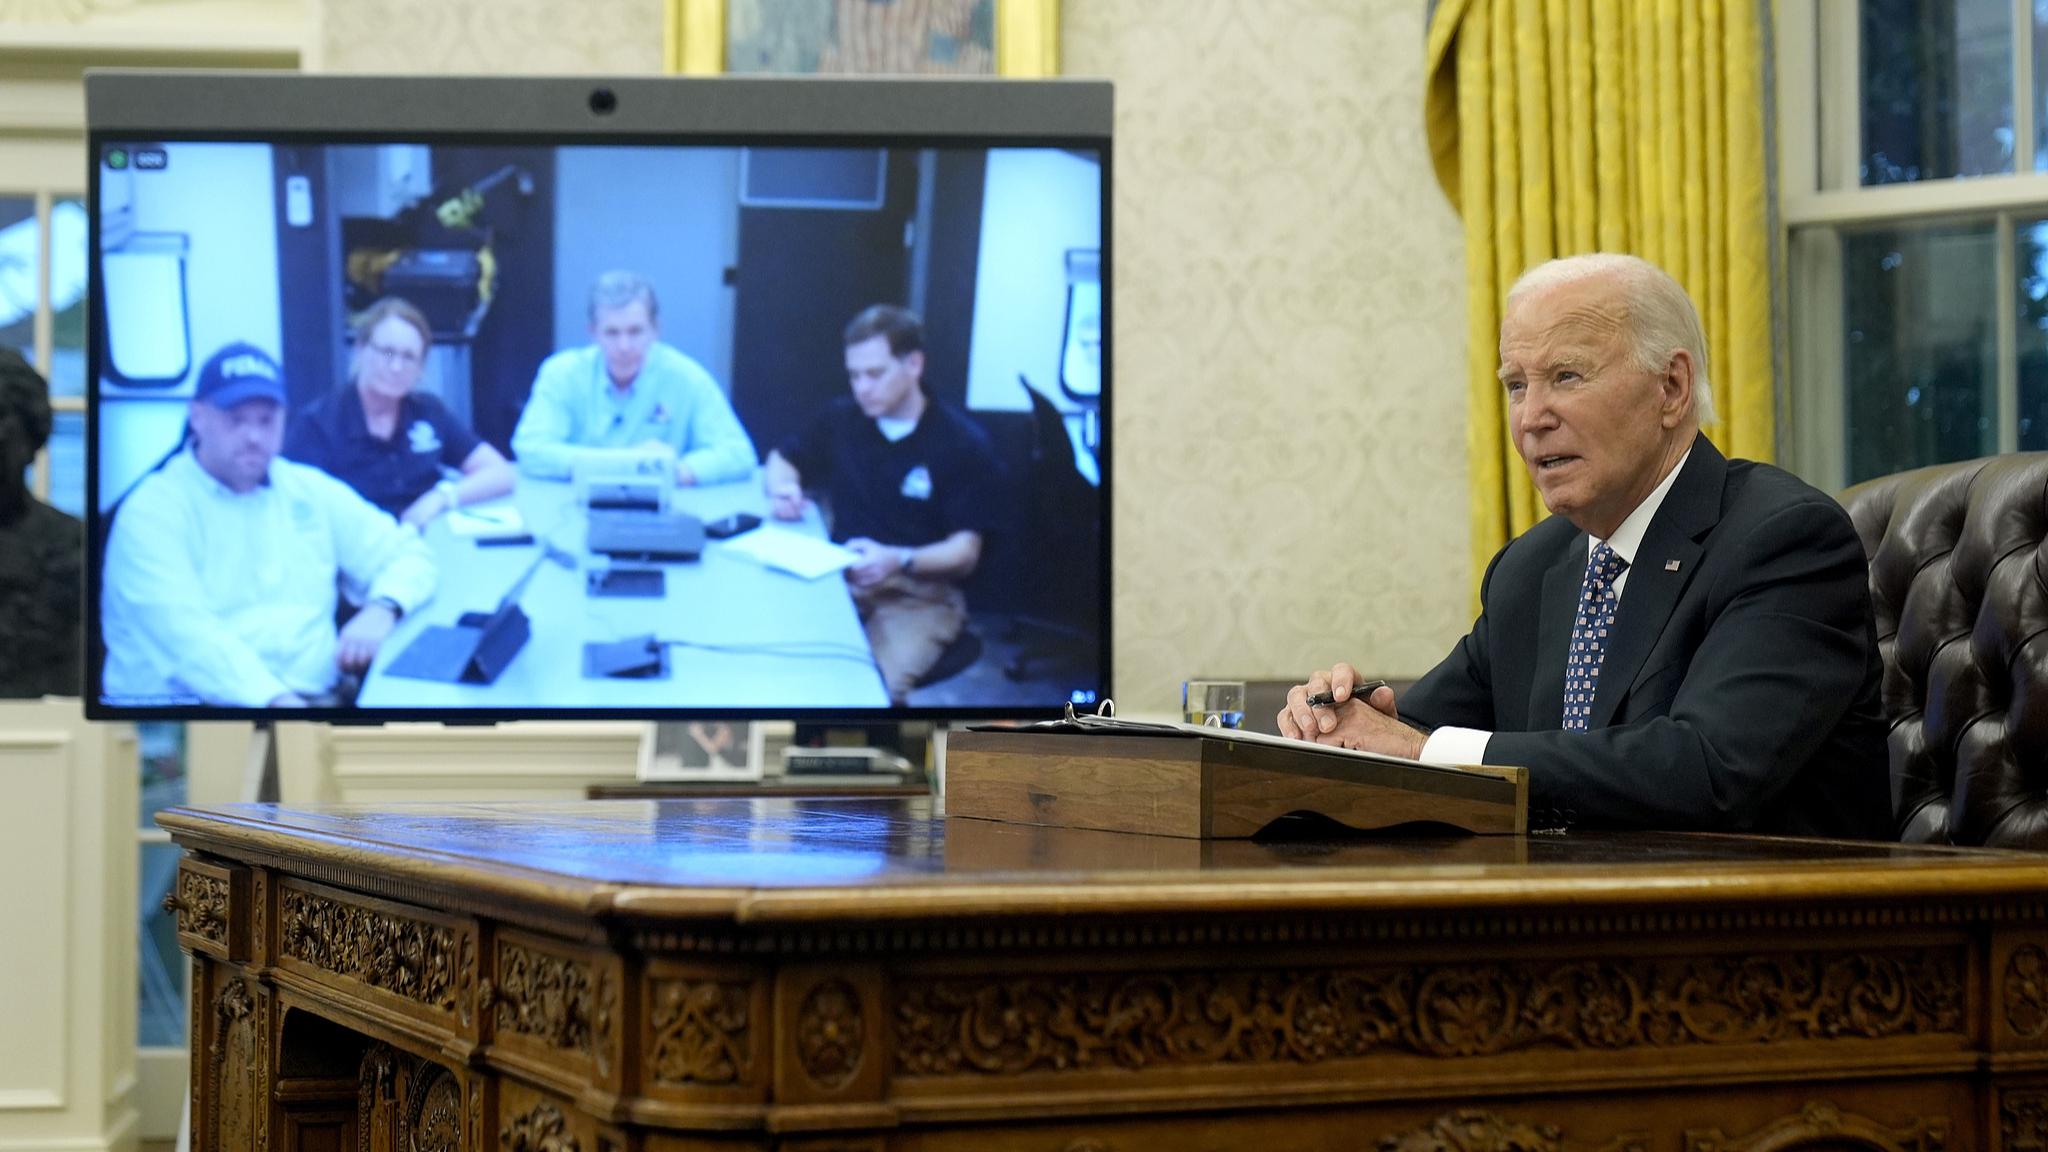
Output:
(444, 504), (526, 538)
(720, 525), (856, 580)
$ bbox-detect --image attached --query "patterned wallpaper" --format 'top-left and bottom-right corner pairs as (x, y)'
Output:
(317, 0), (663, 73)
(1064, 0), (1471, 713)
(312, 0), (1475, 715)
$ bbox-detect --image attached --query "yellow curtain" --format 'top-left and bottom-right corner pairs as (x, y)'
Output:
(665, 0), (1059, 76)
(1424, 0), (1774, 590)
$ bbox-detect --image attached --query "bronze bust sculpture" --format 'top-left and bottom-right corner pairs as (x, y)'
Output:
(0, 349), (81, 698)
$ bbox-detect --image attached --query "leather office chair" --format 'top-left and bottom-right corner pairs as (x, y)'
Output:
(1839, 453), (2048, 848)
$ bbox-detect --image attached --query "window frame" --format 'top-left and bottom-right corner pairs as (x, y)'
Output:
(0, 187), (86, 507)
(1777, 0), (2048, 490)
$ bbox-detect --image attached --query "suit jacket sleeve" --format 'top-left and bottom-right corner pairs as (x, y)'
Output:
(1483, 495), (1873, 831)
(1401, 546), (1510, 733)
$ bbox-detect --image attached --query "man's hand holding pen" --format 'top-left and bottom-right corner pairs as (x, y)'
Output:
(1278, 663), (1426, 759)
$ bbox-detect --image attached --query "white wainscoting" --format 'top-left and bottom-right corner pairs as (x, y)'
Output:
(0, 700), (138, 1152)
(275, 721), (644, 804)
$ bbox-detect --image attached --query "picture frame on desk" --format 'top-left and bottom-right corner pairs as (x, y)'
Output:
(638, 721), (766, 783)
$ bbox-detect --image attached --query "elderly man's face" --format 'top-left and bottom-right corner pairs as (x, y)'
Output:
(1499, 276), (1695, 539)
(189, 398), (284, 494)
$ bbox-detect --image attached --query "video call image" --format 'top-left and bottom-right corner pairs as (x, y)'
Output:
(91, 140), (1105, 713)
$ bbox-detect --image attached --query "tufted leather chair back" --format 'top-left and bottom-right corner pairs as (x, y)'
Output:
(1839, 454), (2048, 848)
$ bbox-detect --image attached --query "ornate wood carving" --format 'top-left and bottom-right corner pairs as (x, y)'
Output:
(456, 934), (477, 1030)
(592, 970), (618, 1077)
(251, 872), (268, 966)
(895, 949), (1966, 1075)
(2009, 946), (2048, 1039)
(279, 888), (461, 1012)
(1686, 1100), (1948, 1152)
(797, 980), (866, 1090)
(648, 979), (751, 1086)
(213, 980), (260, 1152)
(2003, 1089), (2048, 1147)
(1374, 1110), (1562, 1152)
(407, 1065), (464, 1152)
(187, 963), (205, 1152)
(495, 940), (598, 1056)
(173, 868), (231, 946)
(358, 1045), (398, 1152)
(501, 1101), (580, 1152)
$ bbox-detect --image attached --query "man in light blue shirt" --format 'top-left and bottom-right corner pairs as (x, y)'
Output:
(511, 271), (756, 485)
(101, 343), (436, 708)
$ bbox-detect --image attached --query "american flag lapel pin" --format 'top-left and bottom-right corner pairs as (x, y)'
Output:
(1664, 559), (1681, 572)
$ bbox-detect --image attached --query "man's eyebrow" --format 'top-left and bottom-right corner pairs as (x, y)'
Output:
(1497, 353), (1593, 383)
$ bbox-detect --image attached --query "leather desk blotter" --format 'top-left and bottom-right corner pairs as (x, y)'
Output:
(944, 727), (1526, 838)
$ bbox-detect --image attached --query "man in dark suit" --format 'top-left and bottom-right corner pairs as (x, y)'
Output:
(1279, 254), (1891, 838)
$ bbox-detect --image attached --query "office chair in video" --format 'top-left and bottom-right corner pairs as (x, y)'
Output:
(1001, 379), (1101, 682)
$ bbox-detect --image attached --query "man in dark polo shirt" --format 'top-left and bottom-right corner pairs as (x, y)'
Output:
(765, 305), (999, 704)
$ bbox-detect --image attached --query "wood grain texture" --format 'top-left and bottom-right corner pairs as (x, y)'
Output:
(179, 797), (2048, 1149)
(943, 734), (1206, 838)
(943, 731), (1524, 839)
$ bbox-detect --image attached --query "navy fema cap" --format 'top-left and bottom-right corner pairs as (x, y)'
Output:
(194, 343), (287, 408)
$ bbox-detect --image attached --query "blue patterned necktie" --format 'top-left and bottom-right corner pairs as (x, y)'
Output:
(1562, 542), (1628, 731)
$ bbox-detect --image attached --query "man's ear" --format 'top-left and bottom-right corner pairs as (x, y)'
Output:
(903, 349), (926, 378)
(1660, 348), (1696, 428)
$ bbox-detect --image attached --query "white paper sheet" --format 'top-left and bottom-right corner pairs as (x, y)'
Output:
(444, 503), (526, 538)
(720, 525), (856, 580)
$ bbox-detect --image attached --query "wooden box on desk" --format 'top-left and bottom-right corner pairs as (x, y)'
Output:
(944, 729), (1527, 838)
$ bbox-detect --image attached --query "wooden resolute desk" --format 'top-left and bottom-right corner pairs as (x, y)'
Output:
(161, 798), (2048, 1152)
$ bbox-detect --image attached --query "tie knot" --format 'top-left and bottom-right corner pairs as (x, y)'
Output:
(1589, 543), (1627, 584)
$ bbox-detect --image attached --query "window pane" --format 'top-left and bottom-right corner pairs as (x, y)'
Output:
(45, 411), (83, 517)
(1863, 0), (2015, 184)
(49, 199), (84, 397)
(139, 843), (186, 1045)
(138, 722), (186, 1047)
(2018, 218), (2048, 446)
(139, 721), (185, 826)
(0, 197), (33, 365)
(1843, 222), (2000, 482)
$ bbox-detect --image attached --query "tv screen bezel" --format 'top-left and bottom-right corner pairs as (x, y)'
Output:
(81, 71), (1113, 724)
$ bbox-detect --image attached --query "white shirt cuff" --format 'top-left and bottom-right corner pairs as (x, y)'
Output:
(1418, 725), (1493, 767)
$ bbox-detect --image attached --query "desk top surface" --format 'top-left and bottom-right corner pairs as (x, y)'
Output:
(159, 797), (2048, 925)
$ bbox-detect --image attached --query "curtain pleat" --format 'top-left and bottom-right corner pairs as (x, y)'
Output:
(1425, 0), (1775, 600)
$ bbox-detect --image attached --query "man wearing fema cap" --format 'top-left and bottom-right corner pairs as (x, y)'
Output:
(101, 343), (437, 707)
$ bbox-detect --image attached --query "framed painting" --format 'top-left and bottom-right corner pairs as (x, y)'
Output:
(666, 0), (1058, 77)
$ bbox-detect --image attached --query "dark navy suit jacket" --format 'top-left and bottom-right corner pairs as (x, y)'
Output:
(1401, 435), (1893, 838)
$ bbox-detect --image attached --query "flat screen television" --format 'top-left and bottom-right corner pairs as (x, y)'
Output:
(83, 72), (1111, 722)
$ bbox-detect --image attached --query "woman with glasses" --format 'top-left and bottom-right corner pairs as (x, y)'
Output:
(285, 297), (515, 528)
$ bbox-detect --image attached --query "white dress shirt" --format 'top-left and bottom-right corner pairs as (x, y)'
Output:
(510, 343), (758, 484)
(101, 450), (437, 706)
(1417, 448), (1693, 767)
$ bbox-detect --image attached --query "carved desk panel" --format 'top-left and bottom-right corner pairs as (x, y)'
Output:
(158, 797), (2048, 1152)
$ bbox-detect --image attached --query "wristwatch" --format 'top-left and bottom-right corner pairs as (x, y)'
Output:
(368, 595), (403, 619)
(435, 478), (460, 508)
(898, 546), (916, 575)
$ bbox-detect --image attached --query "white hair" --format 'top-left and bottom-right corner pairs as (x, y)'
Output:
(1505, 253), (1717, 427)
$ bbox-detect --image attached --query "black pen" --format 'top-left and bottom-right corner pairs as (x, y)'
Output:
(1306, 679), (1388, 708)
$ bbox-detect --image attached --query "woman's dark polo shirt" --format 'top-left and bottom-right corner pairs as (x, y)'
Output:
(284, 386), (480, 517)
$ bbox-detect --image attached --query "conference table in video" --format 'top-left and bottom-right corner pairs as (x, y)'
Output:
(355, 472), (890, 708)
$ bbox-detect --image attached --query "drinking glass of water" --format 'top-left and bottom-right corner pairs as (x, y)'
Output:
(1183, 680), (1246, 729)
